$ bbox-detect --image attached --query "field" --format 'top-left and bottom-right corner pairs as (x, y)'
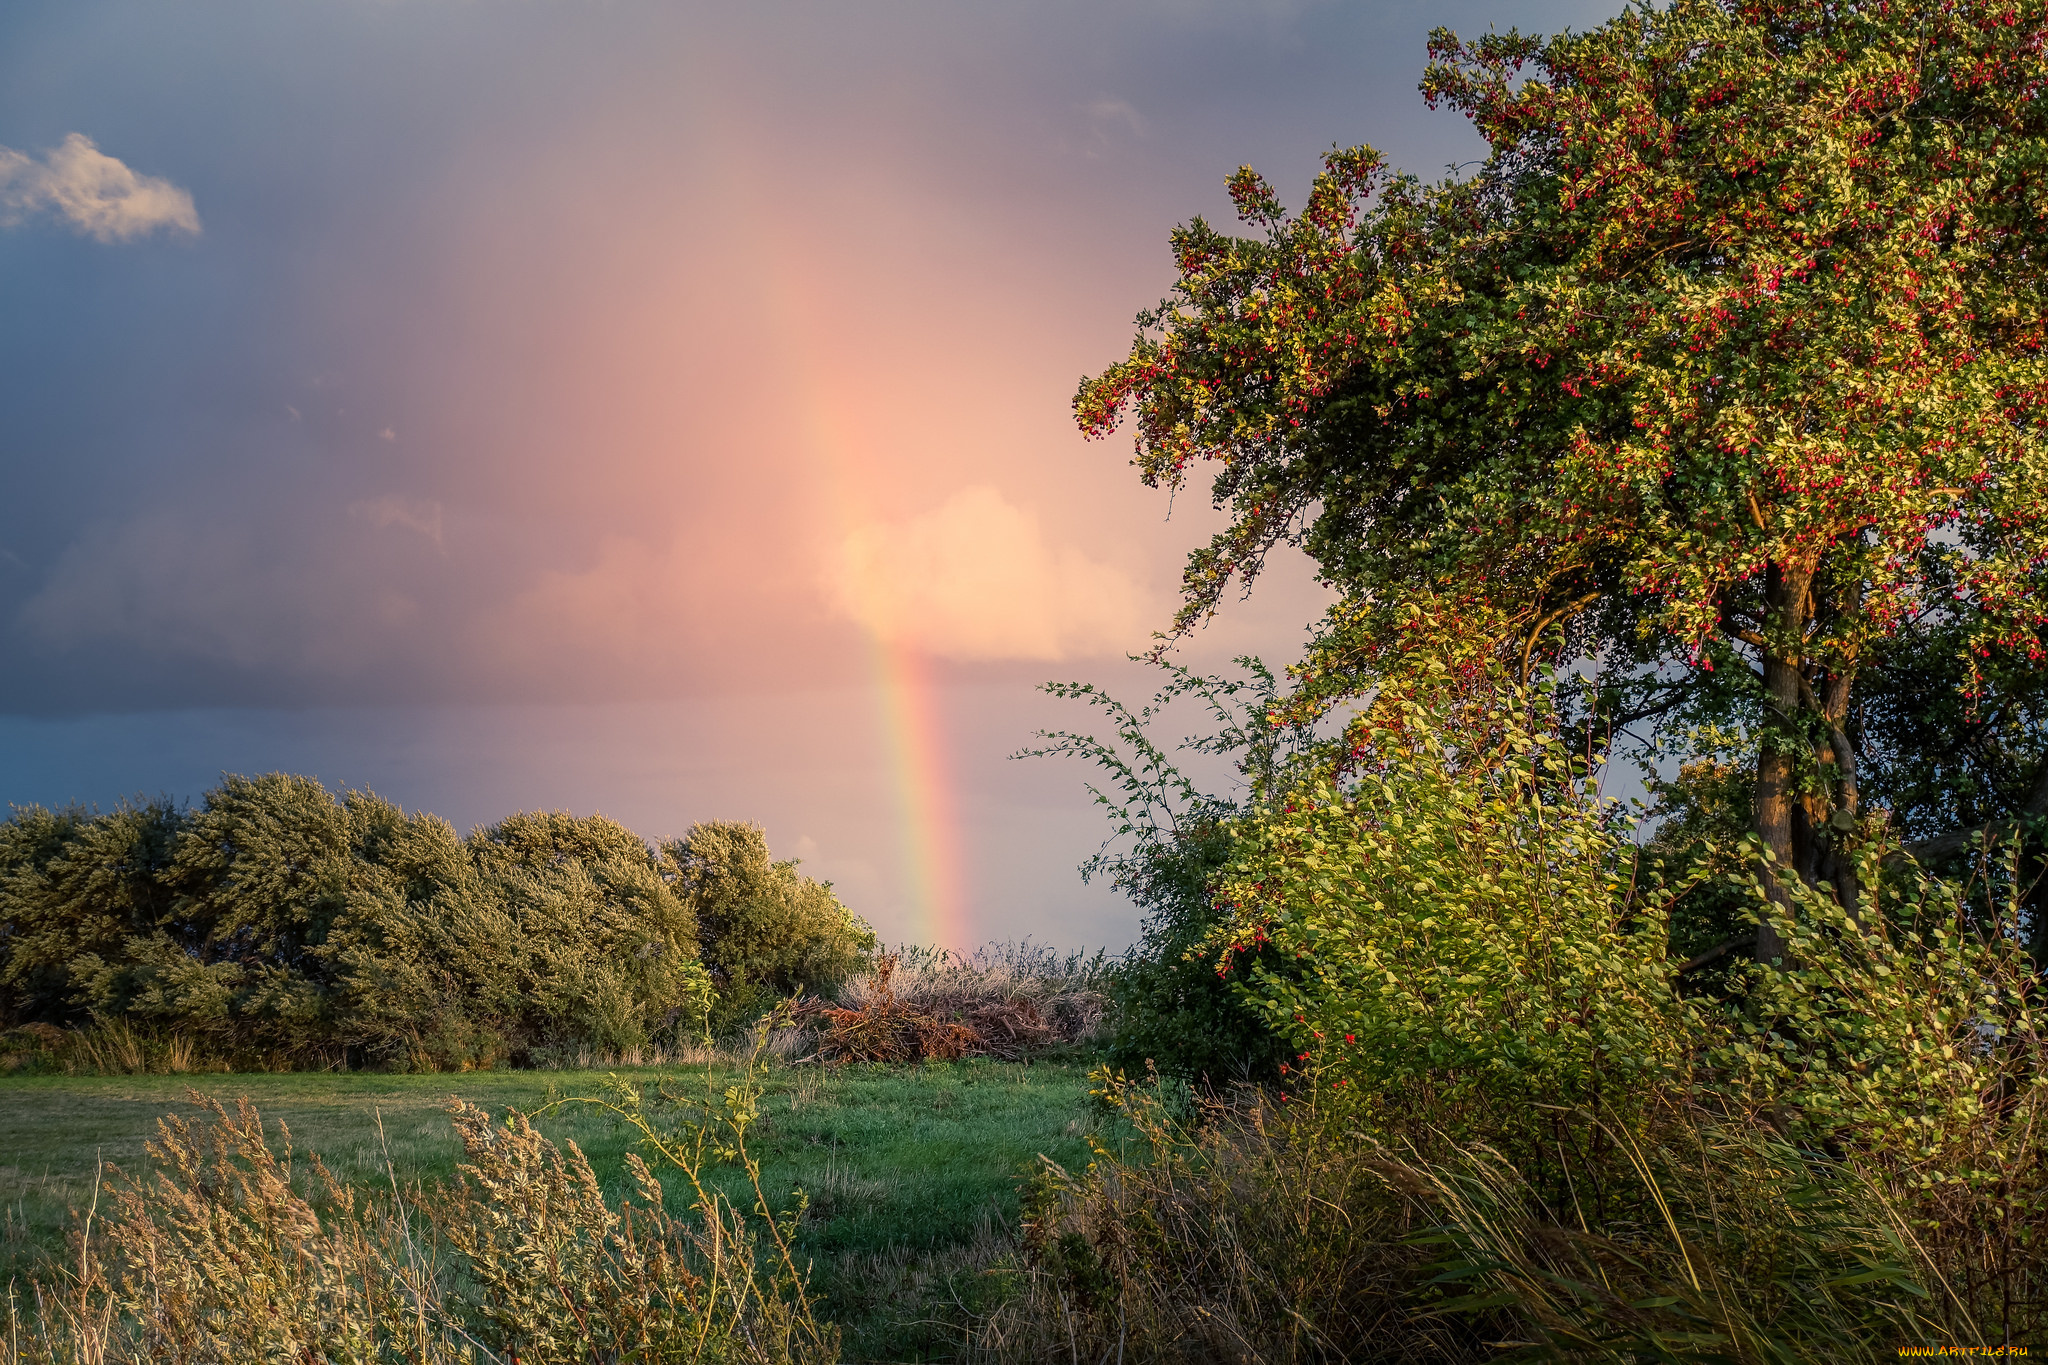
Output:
(0, 1056), (1114, 1361)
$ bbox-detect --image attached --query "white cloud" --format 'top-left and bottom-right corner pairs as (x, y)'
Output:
(0, 133), (200, 242)
(826, 487), (1153, 661)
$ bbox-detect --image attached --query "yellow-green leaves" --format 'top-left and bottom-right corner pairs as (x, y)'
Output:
(1210, 685), (1694, 1113)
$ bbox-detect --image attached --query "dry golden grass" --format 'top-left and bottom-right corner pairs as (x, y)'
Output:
(1, 1024), (840, 1365)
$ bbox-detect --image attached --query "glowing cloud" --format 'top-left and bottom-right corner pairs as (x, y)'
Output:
(827, 486), (1151, 661)
(0, 133), (200, 242)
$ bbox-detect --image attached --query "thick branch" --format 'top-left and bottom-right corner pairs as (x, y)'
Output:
(1724, 625), (1769, 650)
(1678, 931), (1757, 975)
(1518, 591), (1602, 682)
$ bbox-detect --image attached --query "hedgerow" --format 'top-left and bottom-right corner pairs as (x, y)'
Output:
(0, 777), (868, 1070)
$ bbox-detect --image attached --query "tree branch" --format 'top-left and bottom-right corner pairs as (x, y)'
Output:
(1518, 591), (1602, 682)
(1892, 761), (2048, 867)
(1724, 625), (1769, 650)
(1677, 931), (1757, 975)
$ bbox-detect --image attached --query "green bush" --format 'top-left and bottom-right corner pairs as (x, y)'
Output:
(1025, 661), (1309, 1086)
(1025, 671), (2047, 1349)
(1212, 684), (1697, 1128)
(326, 794), (509, 1069)
(0, 799), (182, 1029)
(1099, 819), (1288, 1087)
(662, 821), (873, 1032)
(467, 810), (708, 1061)
(0, 778), (726, 1071)
(84, 775), (355, 1056)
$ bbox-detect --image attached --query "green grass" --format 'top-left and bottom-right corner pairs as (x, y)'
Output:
(0, 1056), (1116, 1361)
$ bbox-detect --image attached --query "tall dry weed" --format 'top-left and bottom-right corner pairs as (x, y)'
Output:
(971, 1067), (1995, 1363)
(1, 1019), (837, 1365)
(969, 1070), (1475, 1364)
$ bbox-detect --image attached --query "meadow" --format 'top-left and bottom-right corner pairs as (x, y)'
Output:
(0, 1056), (1113, 1361)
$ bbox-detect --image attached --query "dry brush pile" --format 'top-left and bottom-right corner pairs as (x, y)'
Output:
(793, 944), (1110, 1065)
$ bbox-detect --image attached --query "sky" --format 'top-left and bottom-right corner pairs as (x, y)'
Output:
(0, 0), (1622, 951)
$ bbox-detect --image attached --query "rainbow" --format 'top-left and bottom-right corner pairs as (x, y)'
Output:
(724, 162), (971, 950)
(865, 641), (969, 950)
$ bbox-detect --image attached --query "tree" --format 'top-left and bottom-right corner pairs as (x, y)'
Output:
(1078, 0), (2048, 961)
(0, 799), (183, 1027)
(0, 782), (722, 1068)
(662, 821), (873, 1029)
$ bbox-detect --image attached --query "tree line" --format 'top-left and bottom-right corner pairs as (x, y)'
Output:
(0, 774), (872, 1069)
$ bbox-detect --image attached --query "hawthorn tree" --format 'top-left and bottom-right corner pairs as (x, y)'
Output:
(1078, 0), (2048, 962)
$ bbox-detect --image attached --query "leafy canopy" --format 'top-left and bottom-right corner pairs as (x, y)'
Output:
(1081, 0), (2048, 678)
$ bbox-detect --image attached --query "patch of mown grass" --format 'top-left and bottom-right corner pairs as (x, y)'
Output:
(0, 1057), (1110, 1361)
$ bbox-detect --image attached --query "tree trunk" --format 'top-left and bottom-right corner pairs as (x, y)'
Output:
(1821, 716), (1862, 919)
(1816, 578), (1862, 921)
(1752, 561), (1813, 966)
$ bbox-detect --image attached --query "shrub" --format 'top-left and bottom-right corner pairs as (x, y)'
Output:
(1211, 684), (1697, 1139)
(1709, 838), (2048, 1339)
(663, 821), (873, 1032)
(465, 810), (708, 1063)
(1023, 661), (1309, 1086)
(326, 796), (514, 1070)
(0, 1022), (66, 1074)
(0, 800), (184, 1030)
(1102, 817), (1292, 1088)
(65, 775), (358, 1059)
(993, 667), (2045, 1350)
(0, 779), (723, 1071)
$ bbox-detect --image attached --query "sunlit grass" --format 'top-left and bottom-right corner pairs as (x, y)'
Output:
(0, 1055), (1111, 1360)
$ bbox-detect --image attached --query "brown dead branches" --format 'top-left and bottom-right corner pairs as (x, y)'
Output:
(797, 953), (1101, 1064)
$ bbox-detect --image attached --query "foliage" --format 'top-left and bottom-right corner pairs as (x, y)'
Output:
(662, 822), (874, 1035)
(1711, 836), (2047, 1338)
(1022, 659), (1309, 1084)
(459, 810), (708, 1064)
(1642, 757), (1759, 968)
(0, 801), (183, 1030)
(1213, 675), (1697, 1128)
(1077, 0), (2048, 960)
(0, 776), (738, 1071)
(1173, 669), (2042, 1342)
(1854, 612), (2048, 968)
